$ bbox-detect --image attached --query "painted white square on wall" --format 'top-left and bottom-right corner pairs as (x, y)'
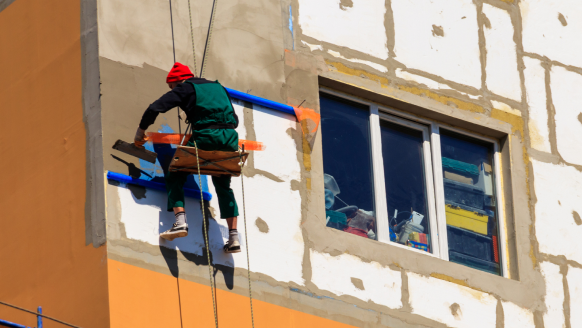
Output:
(392, 0), (481, 89)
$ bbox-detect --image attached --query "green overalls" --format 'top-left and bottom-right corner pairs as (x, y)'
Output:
(165, 81), (239, 218)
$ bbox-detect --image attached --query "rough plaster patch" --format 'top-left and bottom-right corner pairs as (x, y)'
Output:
(558, 13), (568, 27)
(309, 250), (402, 309)
(532, 160), (582, 263)
(298, 0), (388, 59)
(98, 0), (196, 70)
(540, 261), (566, 328)
(392, 0), (481, 88)
(432, 25), (444, 37)
(491, 100), (521, 117)
(551, 66), (582, 165)
(502, 301), (535, 328)
(482, 4), (521, 101)
(568, 266), (582, 328)
(523, 56), (551, 152)
(408, 272), (497, 328)
(521, 0), (582, 68)
(350, 277), (364, 290)
(251, 105), (300, 181)
(255, 217), (269, 233)
(301, 40), (323, 52)
(327, 50), (388, 73)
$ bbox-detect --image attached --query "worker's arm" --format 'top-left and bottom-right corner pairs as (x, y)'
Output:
(135, 83), (193, 147)
(139, 83), (192, 130)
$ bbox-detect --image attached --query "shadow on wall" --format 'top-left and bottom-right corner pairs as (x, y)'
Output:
(158, 201), (235, 290)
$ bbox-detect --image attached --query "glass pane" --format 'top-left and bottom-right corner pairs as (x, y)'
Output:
(381, 120), (431, 253)
(320, 94), (376, 240)
(440, 130), (501, 275)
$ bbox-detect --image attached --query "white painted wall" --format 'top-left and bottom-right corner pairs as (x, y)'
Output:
(482, 4), (521, 101)
(551, 66), (582, 166)
(523, 56), (551, 152)
(521, 0), (582, 68)
(392, 0), (481, 89)
(309, 250), (402, 309)
(568, 266), (582, 328)
(532, 160), (582, 264)
(540, 261), (566, 328)
(408, 272), (497, 328)
(298, 0), (388, 59)
(502, 301), (535, 328)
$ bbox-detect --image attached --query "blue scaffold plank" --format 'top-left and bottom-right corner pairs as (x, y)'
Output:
(107, 171), (213, 201)
(225, 87), (296, 116)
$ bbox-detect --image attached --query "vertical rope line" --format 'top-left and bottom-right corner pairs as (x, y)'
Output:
(194, 140), (219, 328)
(169, 0), (182, 135)
(169, 0), (176, 63)
(200, 0), (218, 77)
(240, 152), (255, 328)
(187, 0), (197, 75)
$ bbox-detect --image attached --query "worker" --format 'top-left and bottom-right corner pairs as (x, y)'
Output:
(134, 62), (241, 253)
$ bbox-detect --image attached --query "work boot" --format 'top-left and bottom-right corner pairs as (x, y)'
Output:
(160, 223), (188, 241)
(223, 240), (241, 253)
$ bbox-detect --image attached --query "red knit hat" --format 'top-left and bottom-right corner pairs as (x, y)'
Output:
(166, 62), (194, 83)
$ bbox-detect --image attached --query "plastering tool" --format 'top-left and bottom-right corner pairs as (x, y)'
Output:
(112, 140), (157, 164)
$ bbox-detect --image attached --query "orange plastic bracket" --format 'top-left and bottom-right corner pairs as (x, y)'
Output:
(145, 132), (265, 151)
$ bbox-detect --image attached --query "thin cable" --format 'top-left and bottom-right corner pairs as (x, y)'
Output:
(240, 150), (255, 328)
(169, 0), (176, 63)
(200, 0), (218, 77)
(0, 301), (80, 328)
(194, 139), (219, 328)
(169, 0), (182, 135)
(177, 279), (184, 328)
(187, 0), (197, 75)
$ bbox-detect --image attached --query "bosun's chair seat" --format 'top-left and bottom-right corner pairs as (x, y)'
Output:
(168, 146), (249, 177)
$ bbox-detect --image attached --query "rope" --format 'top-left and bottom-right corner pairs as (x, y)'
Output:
(187, 0), (197, 75)
(239, 150), (255, 328)
(0, 301), (80, 328)
(200, 0), (218, 77)
(194, 139), (219, 328)
(168, 0), (182, 135)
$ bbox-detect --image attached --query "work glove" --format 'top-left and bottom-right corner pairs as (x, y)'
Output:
(134, 128), (148, 148)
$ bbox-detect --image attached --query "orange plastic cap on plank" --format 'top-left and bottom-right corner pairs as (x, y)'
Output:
(294, 106), (320, 135)
(239, 140), (266, 151)
(146, 132), (265, 150)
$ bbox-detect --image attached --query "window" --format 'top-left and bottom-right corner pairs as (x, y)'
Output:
(320, 91), (506, 276)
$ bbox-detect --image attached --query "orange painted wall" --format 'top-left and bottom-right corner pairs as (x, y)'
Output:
(108, 259), (355, 327)
(0, 1), (109, 327)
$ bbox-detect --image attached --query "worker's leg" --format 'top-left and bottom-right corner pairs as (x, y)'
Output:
(160, 171), (190, 241)
(212, 175), (241, 253)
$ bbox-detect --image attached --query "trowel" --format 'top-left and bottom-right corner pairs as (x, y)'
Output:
(112, 140), (158, 164)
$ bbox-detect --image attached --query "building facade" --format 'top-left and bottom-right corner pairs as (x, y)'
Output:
(1, 0), (581, 327)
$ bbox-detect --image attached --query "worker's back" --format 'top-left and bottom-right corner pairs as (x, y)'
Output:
(184, 78), (238, 129)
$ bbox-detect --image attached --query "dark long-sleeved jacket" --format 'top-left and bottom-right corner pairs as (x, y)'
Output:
(139, 77), (238, 130)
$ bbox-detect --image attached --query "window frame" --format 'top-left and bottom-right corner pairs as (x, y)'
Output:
(320, 87), (509, 277)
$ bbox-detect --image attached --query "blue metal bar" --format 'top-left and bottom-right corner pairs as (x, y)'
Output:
(36, 307), (42, 328)
(0, 318), (28, 328)
(225, 87), (296, 116)
(107, 171), (213, 201)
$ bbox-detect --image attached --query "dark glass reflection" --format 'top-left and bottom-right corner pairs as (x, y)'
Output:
(320, 94), (376, 240)
(381, 120), (431, 252)
(440, 130), (501, 275)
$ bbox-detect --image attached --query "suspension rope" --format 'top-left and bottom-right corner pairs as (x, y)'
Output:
(187, 0), (197, 75)
(239, 148), (255, 328)
(200, 0), (218, 77)
(194, 139), (219, 328)
(169, 0), (182, 135)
